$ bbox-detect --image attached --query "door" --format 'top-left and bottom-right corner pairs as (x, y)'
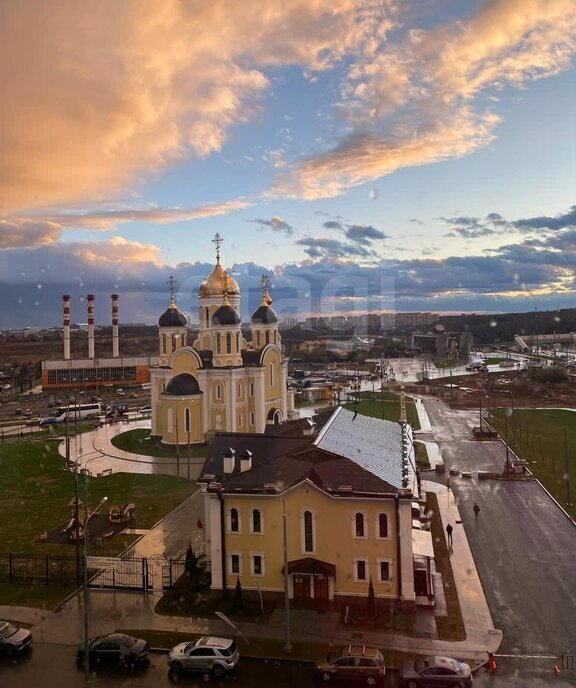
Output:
(314, 575), (329, 600)
(292, 574), (311, 599)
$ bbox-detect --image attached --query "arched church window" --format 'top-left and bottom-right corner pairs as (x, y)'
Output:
(256, 331), (261, 347)
(226, 332), (232, 354)
(215, 383), (222, 400)
(185, 407), (191, 433)
(172, 334), (178, 351)
(216, 333), (221, 354)
(265, 331), (270, 345)
(162, 334), (167, 355)
(205, 306), (210, 327)
(236, 332), (240, 351)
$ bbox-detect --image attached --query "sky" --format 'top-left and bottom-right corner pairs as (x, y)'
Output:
(1, 0), (575, 327)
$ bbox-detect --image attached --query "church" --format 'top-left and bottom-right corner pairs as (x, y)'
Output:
(150, 235), (292, 444)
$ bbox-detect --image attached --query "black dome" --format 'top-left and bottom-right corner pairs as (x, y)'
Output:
(158, 305), (188, 327)
(212, 304), (241, 326)
(164, 373), (201, 396)
(251, 304), (278, 324)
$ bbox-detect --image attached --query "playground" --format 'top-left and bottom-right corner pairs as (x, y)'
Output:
(0, 440), (197, 555)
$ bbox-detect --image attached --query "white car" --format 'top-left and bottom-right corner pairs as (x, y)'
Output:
(168, 637), (239, 677)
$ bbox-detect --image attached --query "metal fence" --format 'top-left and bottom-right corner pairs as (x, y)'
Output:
(0, 553), (187, 591)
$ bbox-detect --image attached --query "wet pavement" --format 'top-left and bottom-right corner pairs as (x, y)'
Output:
(423, 397), (576, 657)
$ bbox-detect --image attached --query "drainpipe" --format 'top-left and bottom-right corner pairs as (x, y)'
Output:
(217, 489), (228, 599)
(395, 495), (403, 601)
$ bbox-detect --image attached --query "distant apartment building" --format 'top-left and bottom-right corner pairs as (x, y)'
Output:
(395, 312), (439, 329)
(330, 316), (349, 329)
(411, 330), (472, 357)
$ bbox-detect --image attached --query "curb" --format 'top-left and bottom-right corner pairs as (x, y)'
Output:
(149, 646), (314, 665)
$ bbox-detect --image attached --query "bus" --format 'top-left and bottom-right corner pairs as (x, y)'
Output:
(40, 403), (103, 426)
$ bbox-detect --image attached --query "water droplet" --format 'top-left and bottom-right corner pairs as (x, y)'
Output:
(490, 319), (497, 327)
(37, 284), (42, 289)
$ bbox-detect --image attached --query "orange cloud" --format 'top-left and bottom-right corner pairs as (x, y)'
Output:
(272, 0), (576, 198)
(72, 236), (163, 266)
(0, 1), (394, 214)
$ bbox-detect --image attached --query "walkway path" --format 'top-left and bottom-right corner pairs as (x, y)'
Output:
(58, 419), (206, 479)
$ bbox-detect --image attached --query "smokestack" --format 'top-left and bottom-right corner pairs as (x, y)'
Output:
(63, 295), (71, 360)
(111, 293), (119, 358)
(87, 294), (95, 359)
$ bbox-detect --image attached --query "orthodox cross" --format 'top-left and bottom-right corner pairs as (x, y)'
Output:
(260, 273), (270, 293)
(212, 233), (223, 263)
(167, 275), (177, 302)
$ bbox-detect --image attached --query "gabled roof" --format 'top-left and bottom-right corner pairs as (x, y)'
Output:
(314, 407), (404, 489)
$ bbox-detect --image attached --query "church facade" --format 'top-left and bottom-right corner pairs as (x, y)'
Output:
(150, 239), (291, 444)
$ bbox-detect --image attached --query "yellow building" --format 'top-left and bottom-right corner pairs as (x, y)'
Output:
(200, 407), (424, 609)
(151, 237), (291, 444)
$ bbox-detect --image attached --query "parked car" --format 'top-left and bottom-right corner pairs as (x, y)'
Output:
(168, 636), (239, 678)
(39, 417), (58, 427)
(315, 645), (385, 685)
(139, 405), (152, 414)
(76, 633), (149, 668)
(399, 656), (473, 687)
(0, 621), (32, 657)
(116, 388), (126, 396)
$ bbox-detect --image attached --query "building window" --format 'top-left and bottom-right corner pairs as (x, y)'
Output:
(269, 363), (274, 387)
(229, 508), (240, 533)
(162, 334), (167, 355)
(354, 512), (366, 538)
(236, 332), (240, 351)
(205, 306), (209, 327)
(377, 560), (391, 582)
(251, 508), (262, 534)
(249, 382), (254, 396)
(256, 331), (261, 347)
(303, 510), (314, 553)
(354, 559), (367, 582)
(226, 332), (232, 354)
(237, 412), (242, 427)
(229, 553), (241, 575)
(216, 333), (221, 354)
(237, 381), (243, 399)
(251, 554), (264, 577)
(185, 407), (191, 433)
(250, 411), (255, 426)
(265, 330), (270, 345)
(172, 334), (178, 351)
(274, 331), (277, 344)
(378, 513), (389, 538)
(215, 383), (221, 400)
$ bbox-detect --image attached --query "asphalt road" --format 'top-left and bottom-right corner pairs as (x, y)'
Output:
(423, 398), (576, 656)
(2, 644), (575, 688)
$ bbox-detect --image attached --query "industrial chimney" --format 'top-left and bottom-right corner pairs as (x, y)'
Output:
(87, 294), (95, 359)
(111, 293), (119, 358)
(63, 295), (71, 360)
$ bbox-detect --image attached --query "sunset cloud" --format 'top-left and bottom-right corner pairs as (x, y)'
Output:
(272, 0), (576, 198)
(0, 0), (394, 213)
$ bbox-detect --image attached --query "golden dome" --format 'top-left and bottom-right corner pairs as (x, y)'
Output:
(198, 262), (240, 298)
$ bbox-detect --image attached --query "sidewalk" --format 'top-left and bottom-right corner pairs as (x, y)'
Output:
(58, 419), (206, 479)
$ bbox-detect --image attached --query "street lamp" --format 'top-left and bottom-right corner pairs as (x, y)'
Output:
(82, 490), (107, 686)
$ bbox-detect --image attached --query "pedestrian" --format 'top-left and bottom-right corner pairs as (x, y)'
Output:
(446, 523), (453, 546)
(473, 502), (480, 519)
(446, 476), (451, 490)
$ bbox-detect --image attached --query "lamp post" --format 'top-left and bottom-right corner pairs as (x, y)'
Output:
(282, 500), (292, 653)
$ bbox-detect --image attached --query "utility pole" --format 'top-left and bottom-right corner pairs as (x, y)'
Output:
(563, 427), (573, 507)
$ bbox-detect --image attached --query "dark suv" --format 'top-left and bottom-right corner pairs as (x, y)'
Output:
(315, 645), (385, 685)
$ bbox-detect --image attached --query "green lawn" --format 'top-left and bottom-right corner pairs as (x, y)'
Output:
(345, 392), (421, 430)
(489, 408), (576, 517)
(0, 441), (198, 555)
(434, 359), (459, 369)
(0, 582), (77, 609)
(111, 428), (208, 459)
(413, 442), (430, 469)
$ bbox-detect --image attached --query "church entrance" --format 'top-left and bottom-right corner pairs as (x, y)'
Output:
(292, 574), (311, 600)
(267, 408), (283, 425)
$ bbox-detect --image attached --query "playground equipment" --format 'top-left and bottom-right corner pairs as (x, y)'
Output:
(61, 498), (85, 540)
(108, 503), (136, 524)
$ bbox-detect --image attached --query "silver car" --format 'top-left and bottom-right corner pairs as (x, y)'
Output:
(168, 636), (239, 678)
(0, 621), (32, 658)
(400, 656), (472, 687)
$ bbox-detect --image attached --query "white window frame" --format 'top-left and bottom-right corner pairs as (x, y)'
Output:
(353, 558), (368, 583)
(352, 511), (367, 539)
(228, 507), (241, 534)
(301, 508), (316, 554)
(250, 552), (265, 577)
(376, 512), (390, 540)
(228, 552), (242, 576)
(250, 507), (263, 534)
(377, 558), (393, 582)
